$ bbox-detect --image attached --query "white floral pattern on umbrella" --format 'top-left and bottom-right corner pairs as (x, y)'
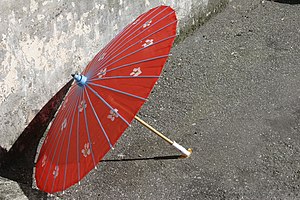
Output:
(78, 100), (87, 113)
(42, 155), (47, 167)
(143, 20), (152, 28)
(61, 118), (67, 131)
(130, 67), (142, 76)
(142, 39), (154, 48)
(98, 53), (106, 61)
(108, 108), (119, 121)
(81, 143), (91, 157)
(53, 166), (59, 179)
(97, 68), (107, 78)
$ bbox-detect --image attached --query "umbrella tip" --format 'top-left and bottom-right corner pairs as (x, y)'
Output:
(72, 72), (87, 86)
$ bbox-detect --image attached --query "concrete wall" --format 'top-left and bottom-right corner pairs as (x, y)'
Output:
(0, 0), (227, 151)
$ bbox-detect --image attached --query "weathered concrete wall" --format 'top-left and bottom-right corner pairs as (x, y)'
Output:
(0, 0), (227, 151)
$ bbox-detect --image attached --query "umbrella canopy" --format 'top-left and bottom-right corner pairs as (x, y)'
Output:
(35, 5), (177, 193)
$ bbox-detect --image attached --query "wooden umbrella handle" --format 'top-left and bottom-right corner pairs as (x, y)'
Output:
(134, 116), (192, 157)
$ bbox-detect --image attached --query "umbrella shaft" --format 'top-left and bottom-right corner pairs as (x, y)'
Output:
(134, 116), (173, 145)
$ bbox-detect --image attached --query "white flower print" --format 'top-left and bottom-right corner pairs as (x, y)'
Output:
(130, 67), (142, 77)
(142, 39), (154, 48)
(53, 165), (59, 178)
(42, 155), (47, 167)
(81, 143), (91, 157)
(98, 53), (106, 61)
(61, 118), (67, 131)
(97, 68), (107, 78)
(143, 20), (152, 28)
(108, 109), (119, 121)
(78, 100), (87, 113)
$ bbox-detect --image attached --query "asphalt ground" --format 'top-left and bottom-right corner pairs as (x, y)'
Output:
(3, 0), (300, 199)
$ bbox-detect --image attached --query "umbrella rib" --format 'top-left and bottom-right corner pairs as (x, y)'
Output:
(88, 82), (147, 101)
(62, 97), (80, 192)
(89, 75), (161, 82)
(84, 87), (113, 149)
(103, 55), (169, 74)
(76, 91), (82, 185)
(89, 8), (174, 77)
(41, 88), (79, 191)
(82, 90), (97, 169)
(85, 6), (161, 75)
(106, 55), (169, 73)
(86, 84), (131, 126)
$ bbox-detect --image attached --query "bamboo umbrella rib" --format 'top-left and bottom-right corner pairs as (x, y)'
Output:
(76, 93), (82, 185)
(62, 98), (80, 192)
(105, 55), (169, 74)
(90, 76), (161, 82)
(82, 90), (97, 169)
(88, 82), (148, 101)
(86, 85), (131, 126)
(84, 87), (113, 149)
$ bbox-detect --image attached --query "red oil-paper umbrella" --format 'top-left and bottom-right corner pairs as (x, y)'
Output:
(35, 5), (192, 193)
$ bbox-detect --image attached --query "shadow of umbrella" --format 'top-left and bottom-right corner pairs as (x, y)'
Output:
(0, 79), (73, 199)
(101, 155), (182, 163)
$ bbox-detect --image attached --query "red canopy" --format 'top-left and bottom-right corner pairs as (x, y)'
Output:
(35, 5), (177, 193)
